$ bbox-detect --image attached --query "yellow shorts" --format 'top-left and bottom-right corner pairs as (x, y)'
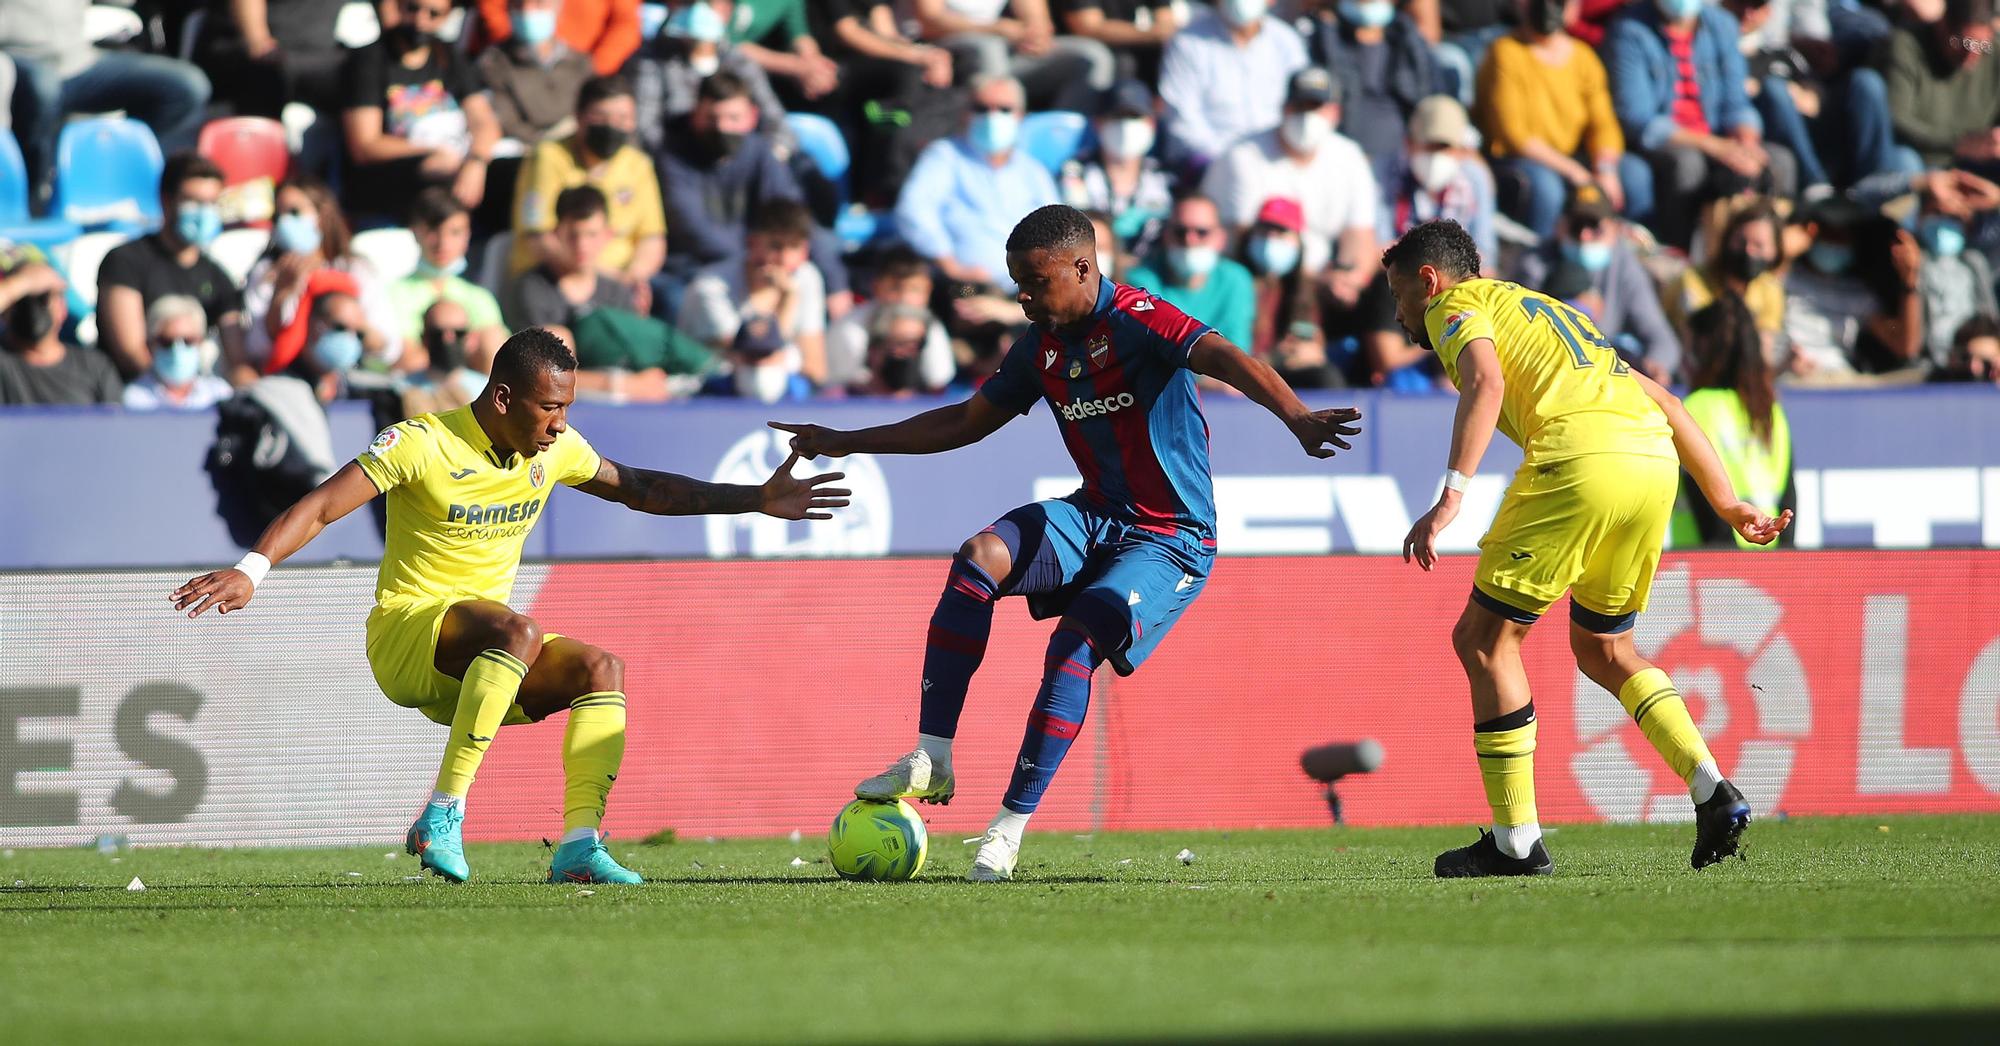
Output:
(1473, 453), (1679, 627)
(364, 599), (541, 727)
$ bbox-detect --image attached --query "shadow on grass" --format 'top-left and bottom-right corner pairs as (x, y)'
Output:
(962, 1012), (2000, 1046)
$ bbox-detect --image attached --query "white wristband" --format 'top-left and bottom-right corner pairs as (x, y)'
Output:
(1443, 469), (1472, 494)
(233, 552), (272, 588)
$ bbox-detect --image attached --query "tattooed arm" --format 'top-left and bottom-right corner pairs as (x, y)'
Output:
(576, 453), (850, 520)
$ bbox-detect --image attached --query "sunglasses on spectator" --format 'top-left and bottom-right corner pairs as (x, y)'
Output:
(403, 1), (451, 19)
(1166, 224), (1216, 242)
(971, 104), (1019, 115)
(426, 327), (468, 343)
(325, 322), (360, 335)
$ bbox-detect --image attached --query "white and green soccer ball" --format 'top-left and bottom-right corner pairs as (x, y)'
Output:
(828, 799), (928, 881)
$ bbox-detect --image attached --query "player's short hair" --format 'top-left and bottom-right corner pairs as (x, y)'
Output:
(748, 198), (815, 244)
(554, 184), (609, 225)
(160, 151), (224, 197)
(490, 327), (579, 391)
(873, 246), (931, 283)
(697, 70), (751, 105)
(577, 73), (633, 112)
(408, 186), (466, 230)
(1005, 204), (1097, 257)
(1381, 219), (1483, 281)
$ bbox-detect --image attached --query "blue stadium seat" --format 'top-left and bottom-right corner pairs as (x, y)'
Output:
(1020, 111), (1092, 175)
(0, 129), (84, 253)
(786, 112), (850, 185)
(51, 116), (165, 233)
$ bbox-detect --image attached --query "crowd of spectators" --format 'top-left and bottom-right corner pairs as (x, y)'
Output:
(5, 0), (2000, 415)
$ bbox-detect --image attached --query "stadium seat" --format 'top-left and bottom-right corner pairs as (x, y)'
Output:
(478, 230), (515, 295)
(176, 9), (204, 62)
(786, 113), (850, 185)
(334, 1), (380, 48)
(207, 227), (270, 287)
(51, 116), (165, 231)
(0, 129), (84, 252)
(640, 3), (669, 40)
(198, 117), (291, 227)
(351, 227), (422, 282)
(1020, 111), (1091, 175)
(55, 230), (134, 309)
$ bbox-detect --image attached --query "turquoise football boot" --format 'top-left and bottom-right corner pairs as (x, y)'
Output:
(406, 802), (470, 883)
(548, 832), (644, 884)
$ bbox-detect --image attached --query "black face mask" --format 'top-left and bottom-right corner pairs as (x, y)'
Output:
(583, 124), (629, 158)
(6, 292), (54, 346)
(1527, 0), (1566, 34)
(703, 128), (746, 161)
(424, 329), (469, 370)
(875, 353), (921, 392)
(1722, 245), (1772, 282)
(392, 23), (432, 48)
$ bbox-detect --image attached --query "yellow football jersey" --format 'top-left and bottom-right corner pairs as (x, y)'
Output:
(355, 406), (601, 608)
(1425, 278), (1674, 462)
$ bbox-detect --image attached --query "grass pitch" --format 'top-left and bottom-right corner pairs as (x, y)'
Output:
(4, 815), (1998, 1045)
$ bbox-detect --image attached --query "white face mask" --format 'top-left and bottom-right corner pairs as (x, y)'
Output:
(1281, 111), (1333, 154)
(1221, 0), (1270, 27)
(1099, 118), (1156, 160)
(1411, 150), (1461, 193)
(734, 362), (792, 404)
(689, 52), (721, 77)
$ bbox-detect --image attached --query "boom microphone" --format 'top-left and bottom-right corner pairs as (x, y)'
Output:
(1299, 740), (1384, 824)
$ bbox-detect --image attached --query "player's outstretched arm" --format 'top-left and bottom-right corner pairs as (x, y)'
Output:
(1632, 370), (1793, 546)
(1403, 337), (1505, 571)
(769, 393), (1014, 459)
(577, 452), (852, 520)
(169, 463), (382, 618)
(1188, 334), (1362, 458)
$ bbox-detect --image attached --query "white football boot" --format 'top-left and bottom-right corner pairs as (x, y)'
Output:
(854, 748), (955, 804)
(967, 826), (1020, 882)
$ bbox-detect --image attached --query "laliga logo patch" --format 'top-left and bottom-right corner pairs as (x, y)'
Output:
(368, 428), (401, 454)
(1068, 359), (1083, 379)
(529, 462), (546, 488)
(1442, 311), (1474, 339)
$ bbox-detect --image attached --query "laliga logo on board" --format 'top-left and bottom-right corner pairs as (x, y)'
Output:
(1570, 565), (1811, 821)
(705, 429), (892, 558)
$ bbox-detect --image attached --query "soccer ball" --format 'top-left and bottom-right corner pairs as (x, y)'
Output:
(827, 799), (928, 881)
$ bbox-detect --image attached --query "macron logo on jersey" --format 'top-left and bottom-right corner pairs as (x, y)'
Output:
(1060, 392), (1137, 421)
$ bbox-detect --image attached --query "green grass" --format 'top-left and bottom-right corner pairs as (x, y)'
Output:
(5, 816), (1999, 1045)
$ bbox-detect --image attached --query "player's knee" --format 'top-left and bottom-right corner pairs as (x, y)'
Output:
(580, 646), (625, 695)
(1451, 611), (1494, 665)
(957, 532), (1013, 582)
(487, 614), (544, 662)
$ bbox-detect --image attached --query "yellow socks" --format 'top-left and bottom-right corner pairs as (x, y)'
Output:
(562, 691), (627, 834)
(1473, 704), (1540, 839)
(434, 648), (529, 798)
(1617, 668), (1716, 789)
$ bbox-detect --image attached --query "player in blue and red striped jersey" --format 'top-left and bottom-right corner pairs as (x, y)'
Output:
(772, 205), (1362, 881)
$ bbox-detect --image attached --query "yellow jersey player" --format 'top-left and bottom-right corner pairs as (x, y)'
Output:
(170, 329), (848, 884)
(1383, 220), (1791, 878)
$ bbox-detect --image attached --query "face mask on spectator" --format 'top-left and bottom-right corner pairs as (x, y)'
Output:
(425, 326), (470, 370)
(1410, 151), (1460, 194)
(154, 339), (202, 386)
(1099, 118), (1155, 160)
(1721, 244), (1771, 281)
(584, 123), (630, 158)
(6, 293), (54, 346)
(176, 203), (223, 248)
(276, 212), (322, 255)
(669, 1), (727, 43)
(689, 52), (722, 76)
(1280, 111), (1332, 153)
(1340, 1), (1396, 28)
(1808, 242), (1852, 274)
(1168, 245), (1220, 280)
(970, 110), (1021, 157)
(417, 255), (468, 279)
(1220, 0), (1269, 27)
(1247, 234), (1300, 277)
(703, 127), (747, 159)
(513, 8), (557, 44)
(313, 328), (365, 372)
(1655, 0), (1703, 20)
(734, 362), (792, 403)
(1527, 0), (1567, 34)
(1562, 238), (1613, 273)
(1920, 216), (1966, 258)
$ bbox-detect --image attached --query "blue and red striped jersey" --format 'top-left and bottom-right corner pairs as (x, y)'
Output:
(980, 278), (1218, 541)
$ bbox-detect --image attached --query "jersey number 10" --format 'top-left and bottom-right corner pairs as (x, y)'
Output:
(1521, 298), (1630, 375)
